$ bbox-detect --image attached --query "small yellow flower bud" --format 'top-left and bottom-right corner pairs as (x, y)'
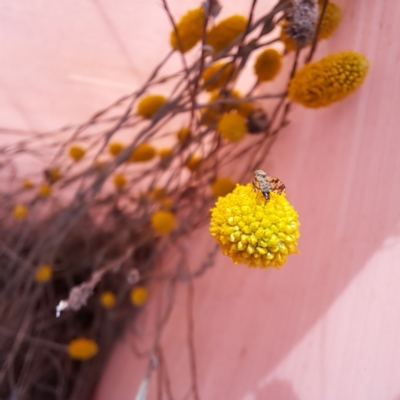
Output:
(35, 264), (52, 283)
(130, 286), (148, 306)
(68, 145), (86, 162)
(67, 338), (98, 360)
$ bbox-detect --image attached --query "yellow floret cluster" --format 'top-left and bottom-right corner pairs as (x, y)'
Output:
(288, 51), (369, 108)
(35, 264), (53, 283)
(217, 112), (247, 142)
(318, 2), (342, 40)
(254, 48), (282, 82)
(67, 338), (98, 360)
(137, 94), (167, 119)
(151, 210), (176, 235)
(210, 184), (300, 268)
(130, 286), (148, 306)
(170, 8), (205, 53)
(202, 62), (237, 92)
(201, 89), (254, 126)
(129, 143), (156, 162)
(206, 15), (248, 53)
(68, 145), (86, 162)
(100, 291), (116, 309)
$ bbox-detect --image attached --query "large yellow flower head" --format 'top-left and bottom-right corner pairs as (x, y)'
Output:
(170, 8), (205, 53)
(202, 62), (237, 92)
(137, 94), (167, 119)
(254, 48), (282, 82)
(288, 51), (369, 108)
(206, 15), (248, 53)
(210, 183), (300, 268)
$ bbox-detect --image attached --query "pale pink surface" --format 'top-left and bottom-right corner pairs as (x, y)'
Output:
(1, 0), (400, 400)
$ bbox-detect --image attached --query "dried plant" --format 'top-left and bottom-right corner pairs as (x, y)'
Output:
(0, 0), (367, 399)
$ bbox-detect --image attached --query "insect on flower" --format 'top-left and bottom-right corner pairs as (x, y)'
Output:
(252, 169), (286, 201)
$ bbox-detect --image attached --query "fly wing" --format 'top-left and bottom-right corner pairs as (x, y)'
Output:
(267, 175), (286, 195)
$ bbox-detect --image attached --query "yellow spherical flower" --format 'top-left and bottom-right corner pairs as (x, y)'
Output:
(100, 291), (116, 309)
(68, 145), (86, 162)
(130, 286), (148, 306)
(170, 8), (205, 53)
(13, 204), (28, 220)
(254, 48), (282, 82)
(211, 177), (237, 198)
(151, 210), (176, 235)
(217, 112), (247, 142)
(206, 15), (248, 53)
(318, 2), (342, 40)
(113, 174), (127, 189)
(136, 94), (167, 119)
(210, 184), (300, 268)
(34, 264), (52, 283)
(109, 142), (125, 157)
(288, 51), (369, 108)
(67, 338), (98, 360)
(46, 168), (62, 183)
(38, 184), (52, 197)
(22, 178), (33, 189)
(128, 143), (156, 162)
(185, 154), (201, 171)
(201, 89), (254, 126)
(159, 147), (172, 159)
(202, 62), (237, 92)
(176, 126), (191, 143)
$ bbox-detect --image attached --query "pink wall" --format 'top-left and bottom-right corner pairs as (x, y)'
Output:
(1, 0), (400, 399)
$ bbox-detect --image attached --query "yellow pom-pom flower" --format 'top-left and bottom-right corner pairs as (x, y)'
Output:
(130, 286), (148, 306)
(217, 112), (247, 142)
(211, 177), (237, 198)
(185, 154), (201, 171)
(109, 142), (125, 157)
(254, 48), (282, 82)
(13, 204), (28, 220)
(128, 143), (156, 162)
(22, 178), (33, 189)
(34, 264), (52, 283)
(201, 89), (254, 126)
(67, 338), (98, 360)
(170, 8), (205, 53)
(318, 2), (342, 40)
(100, 291), (116, 309)
(68, 145), (86, 162)
(38, 184), (52, 197)
(202, 62), (237, 92)
(137, 95), (167, 119)
(151, 210), (175, 235)
(206, 15), (248, 53)
(210, 184), (300, 268)
(113, 174), (127, 189)
(288, 51), (369, 108)
(176, 126), (191, 143)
